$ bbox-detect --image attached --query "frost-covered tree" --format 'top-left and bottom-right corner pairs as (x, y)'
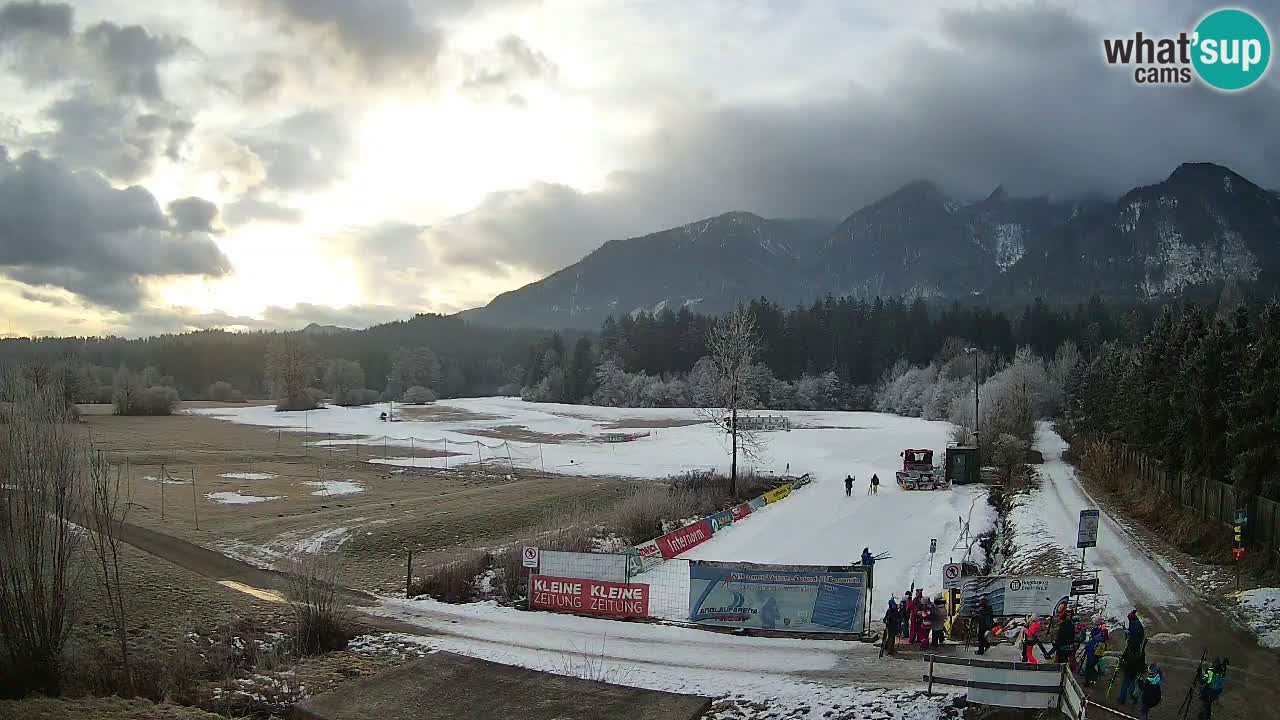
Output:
(324, 359), (365, 406)
(266, 335), (321, 411)
(700, 303), (764, 496)
(402, 385), (437, 404)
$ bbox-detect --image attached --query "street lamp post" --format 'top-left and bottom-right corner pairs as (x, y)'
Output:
(966, 347), (980, 464)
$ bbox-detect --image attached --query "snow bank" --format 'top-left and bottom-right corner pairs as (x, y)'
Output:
(144, 475), (190, 485)
(206, 491), (283, 505)
(219, 472), (277, 480)
(1238, 588), (1280, 649)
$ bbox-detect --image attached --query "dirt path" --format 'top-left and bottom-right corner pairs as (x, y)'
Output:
(1034, 425), (1280, 719)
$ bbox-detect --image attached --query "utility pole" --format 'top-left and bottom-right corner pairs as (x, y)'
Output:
(967, 347), (981, 462)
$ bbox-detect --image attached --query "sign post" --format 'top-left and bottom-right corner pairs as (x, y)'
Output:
(1076, 510), (1099, 566)
(929, 538), (937, 574)
(942, 563), (962, 590)
(522, 546), (539, 605)
(1233, 510), (1248, 591)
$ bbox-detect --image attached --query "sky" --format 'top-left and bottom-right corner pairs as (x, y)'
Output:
(1, 0), (1279, 338)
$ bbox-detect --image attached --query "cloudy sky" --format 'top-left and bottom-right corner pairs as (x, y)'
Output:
(1, 0), (1278, 337)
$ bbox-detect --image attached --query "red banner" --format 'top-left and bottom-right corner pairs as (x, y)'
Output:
(656, 518), (712, 559)
(530, 575), (650, 618)
(730, 503), (753, 522)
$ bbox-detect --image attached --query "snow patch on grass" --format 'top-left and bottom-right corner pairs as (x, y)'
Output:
(303, 480), (364, 496)
(144, 475), (190, 485)
(1238, 588), (1280, 649)
(220, 472), (278, 480)
(207, 491), (283, 504)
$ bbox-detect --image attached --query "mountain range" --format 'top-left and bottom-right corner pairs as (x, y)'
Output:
(462, 163), (1280, 328)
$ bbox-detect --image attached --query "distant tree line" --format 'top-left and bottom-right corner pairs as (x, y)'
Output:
(1064, 299), (1280, 500)
(516, 295), (1147, 410)
(0, 314), (555, 412)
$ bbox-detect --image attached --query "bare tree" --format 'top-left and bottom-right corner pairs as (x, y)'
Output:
(699, 304), (764, 497)
(86, 453), (133, 690)
(0, 370), (86, 695)
(265, 335), (321, 411)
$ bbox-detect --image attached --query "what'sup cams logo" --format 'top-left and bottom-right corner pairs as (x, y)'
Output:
(1104, 8), (1271, 91)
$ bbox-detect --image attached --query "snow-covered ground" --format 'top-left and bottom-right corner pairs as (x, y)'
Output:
(219, 472), (278, 481)
(1003, 422), (1181, 621)
(367, 597), (969, 719)
(193, 398), (947, 482)
(303, 480), (364, 496)
(206, 491), (284, 504)
(1238, 588), (1280, 649)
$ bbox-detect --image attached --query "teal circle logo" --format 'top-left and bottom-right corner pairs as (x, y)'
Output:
(1193, 9), (1271, 91)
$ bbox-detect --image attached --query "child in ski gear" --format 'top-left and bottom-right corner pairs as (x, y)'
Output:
(930, 595), (946, 647)
(918, 598), (933, 650)
(844, 475), (854, 496)
(870, 473), (880, 495)
(1118, 639), (1147, 705)
(882, 599), (900, 655)
(1021, 616), (1043, 664)
(1082, 626), (1105, 686)
(1199, 658), (1227, 719)
(1137, 663), (1162, 720)
(976, 599), (994, 655)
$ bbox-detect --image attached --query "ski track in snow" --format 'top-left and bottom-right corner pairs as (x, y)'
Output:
(1008, 423), (1181, 621)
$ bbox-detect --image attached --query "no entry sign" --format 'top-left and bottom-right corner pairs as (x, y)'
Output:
(942, 563), (962, 590)
(521, 546), (539, 568)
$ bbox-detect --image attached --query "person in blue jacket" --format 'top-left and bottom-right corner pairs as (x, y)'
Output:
(1082, 626), (1105, 686)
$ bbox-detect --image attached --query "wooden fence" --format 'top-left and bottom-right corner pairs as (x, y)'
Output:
(1118, 445), (1280, 554)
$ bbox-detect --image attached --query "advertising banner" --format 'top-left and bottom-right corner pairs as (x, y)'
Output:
(763, 484), (793, 504)
(710, 510), (734, 532)
(730, 503), (753, 522)
(628, 539), (663, 575)
(656, 518), (713, 558)
(748, 495), (768, 512)
(539, 550), (628, 584)
(959, 576), (1072, 618)
(530, 575), (650, 618)
(688, 561), (866, 633)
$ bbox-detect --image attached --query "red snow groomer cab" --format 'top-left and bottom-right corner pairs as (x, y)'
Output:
(896, 448), (947, 490)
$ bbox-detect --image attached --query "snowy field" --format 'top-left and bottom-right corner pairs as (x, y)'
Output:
(195, 397), (993, 603)
(1238, 588), (1280, 649)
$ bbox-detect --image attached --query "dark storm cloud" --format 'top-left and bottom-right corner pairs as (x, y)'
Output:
(243, 110), (350, 191)
(0, 148), (230, 309)
(167, 196), (220, 233)
(0, 1), (73, 85)
(81, 21), (188, 100)
(37, 90), (192, 182)
(223, 194), (302, 226)
(419, 2), (1280, 277)
(0, 1), (71, 39)
(244, 0), (443, 76)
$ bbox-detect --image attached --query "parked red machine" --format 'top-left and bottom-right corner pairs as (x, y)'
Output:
(895, 448), (948, 490)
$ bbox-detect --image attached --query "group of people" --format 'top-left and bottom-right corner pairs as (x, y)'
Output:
(843, 473), (880, 496)
(880, 588), (947, 655)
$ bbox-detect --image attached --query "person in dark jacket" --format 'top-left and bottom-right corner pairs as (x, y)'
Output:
(882, 599), (900, 655)
(1125, 609), (1145, 652)
(975, 599), (994, 655)
(1052, 613), (1077, 664)
(869, 473), (880, 495)
(844, 475), (854, 496)
(861, 547), (875, 567)
(1137, 663), (1163, 720)
(1118, 639), (1147, 705)
(901, 592), (912, 638)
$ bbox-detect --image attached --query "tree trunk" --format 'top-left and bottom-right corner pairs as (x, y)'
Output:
(730, 405), (738, 497)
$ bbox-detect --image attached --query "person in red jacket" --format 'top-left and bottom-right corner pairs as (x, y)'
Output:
(905, 593), (918, 645)
(1022, 616), (1044, 664)
(918, 598), (934, 650)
